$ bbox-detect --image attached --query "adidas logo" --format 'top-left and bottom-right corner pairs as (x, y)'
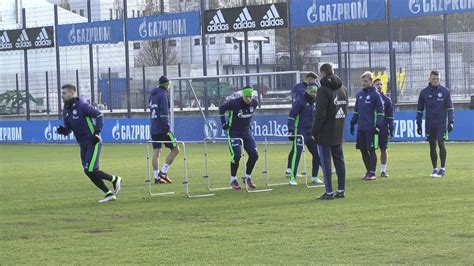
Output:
(335, 107), (345, 119)
(15, 29), (32, 48)
(207, 10), (229, 32)
(260, 4), (284, 28)
(233, 7), (256, 30)
(0, 31), (13, 49)
(35, 27), (52, 46)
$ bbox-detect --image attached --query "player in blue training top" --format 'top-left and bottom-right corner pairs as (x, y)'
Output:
(373, 78), (394, 178)
(416, 70), (454, 178)
(56, 84), (122, 203)
(219, 86), (259, 190)
(286, 82), (322, 186)
(350, 72), (384, 181)
(149, 76), (179, 184)
(291, 72), (318, 100)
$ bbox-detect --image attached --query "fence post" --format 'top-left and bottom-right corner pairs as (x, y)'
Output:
(54, 4), (62, 119)
(387, 0), (397, 104)
(22, 8), (31, 121)
(443, 14), (450, 90)
(15, 73), (20, 114)
(336, 24), (342, 77)
(288, 0), (294, 71)
(46, 71), (50, 114)
(256, 58), (261, 108)
(123, 0), (131, 117)
(87, 0), (95, 104)
(390, 48), (398, 104)
(368, 38), (372, 72)
(200, 0), (209, 117)
(76, 69), (80, 97)
(178, 63), (183, 110)
(161, 0), (167, 76)
(108, 67), (113, 112)
(142, 65), (147, 111)
(216, 60), (220, 99)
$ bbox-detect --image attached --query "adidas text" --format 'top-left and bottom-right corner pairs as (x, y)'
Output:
(207, 23), (229, 32)
(233, 20), (256, 30)
(260, 18), (284, 28)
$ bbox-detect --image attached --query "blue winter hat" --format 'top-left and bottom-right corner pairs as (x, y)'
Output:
(159, 76), (169, 86)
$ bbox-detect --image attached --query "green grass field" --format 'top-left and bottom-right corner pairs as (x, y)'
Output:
(1, 142), (473, 264)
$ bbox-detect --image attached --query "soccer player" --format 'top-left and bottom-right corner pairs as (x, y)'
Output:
(56, 84), (122, 203)
(219, 86), (259, 190)
(373, 78), (394, 177)
(416, 70), (454, 177)
(292, 72), (319, 99)
(350, 72), (384, 181)
(311, 63), (348, 200)
(286, 82), (322, 186)
(149, 76), (179, 184)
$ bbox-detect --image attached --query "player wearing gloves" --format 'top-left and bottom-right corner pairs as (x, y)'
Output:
(286, 82), (322, 186)
(57, 84), (122, 203)
(373, 78), (394, 178)
(350, 72), (384, 181)
(149, 76), (179, 184)
(416, 70), (454, 178)
(218, 86), (259, 190)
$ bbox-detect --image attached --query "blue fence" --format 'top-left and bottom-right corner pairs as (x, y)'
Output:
(1, 111), (473, 143)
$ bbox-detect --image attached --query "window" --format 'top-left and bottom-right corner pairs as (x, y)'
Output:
(168, 39), (177, 46)
(79, 9), (84, 17)
(264, 37), (270, 44)
(209, 37), (216, 45)
(194, 38), (200, 46)
(133, 43), (140, 49)
(225, 37), (232, 44)
(72, 10), (76, 13)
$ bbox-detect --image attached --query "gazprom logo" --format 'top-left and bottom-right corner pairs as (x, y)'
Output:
(204, 118), (218, 139)
(409, 0), (421, 14)
(307, 0), (318, 23)
(112, 120), (150, 141)
(68, 25), (76, 43)
(44, 122), (74, 141)
(139, 17), (147, 38)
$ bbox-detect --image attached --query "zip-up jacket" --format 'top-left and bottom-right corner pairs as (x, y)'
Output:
(288, 93), (315, 137)
(351, 86), (384, 131)
(63, 97), (103, 142)
(149, 86), (170, 135)
(380, 92), (394, 134)
(416, 84), (454, 129)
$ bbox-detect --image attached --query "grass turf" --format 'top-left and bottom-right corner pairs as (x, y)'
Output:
(0, 142), (473, 264)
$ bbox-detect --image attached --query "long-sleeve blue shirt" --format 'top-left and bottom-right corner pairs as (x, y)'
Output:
(292, 82), (308, 100)
(380, 92), (394, 134)
(416, 84), (454, 129)
(351, 86), (384, 131)
(149, 86), (170, 135)
(288, 93), (315, 136)
(63, 97), (103, 142)
(219, 97), (258, 136)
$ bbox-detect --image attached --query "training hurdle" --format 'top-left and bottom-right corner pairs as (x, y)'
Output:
(262, 134), (324, 189)
(204, 137), (272, 193)
(146, 140), (215, 198)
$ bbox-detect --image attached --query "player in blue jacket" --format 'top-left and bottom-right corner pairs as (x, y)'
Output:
(286, 82), (322, 186)
(149, 76), (179, 184)
(56, 84), (122, 203)
(219, 86), (259, 190)
(416, 70), (454, 178)
(291, 72), (318, 100)
(350, 72), (384, 181)
(373, 78), (394, 177)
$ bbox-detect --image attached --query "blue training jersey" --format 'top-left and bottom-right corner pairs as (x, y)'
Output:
(380, 92), (394, 134)
(416, 84), (454, 129)
(288, 93), (315, 136)
(63, 97), (103, 142)
(149, 86), (170, 135)
(219, 97), (258, 136)
(351, 86), (384, 131)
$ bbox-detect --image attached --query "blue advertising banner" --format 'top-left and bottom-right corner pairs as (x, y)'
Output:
(56, 19), (123, 46)
(0, 111), (473, 143)
(291, 0), (386, 28)
(390, 0), (474, 19)
(127, 11), (201, 41)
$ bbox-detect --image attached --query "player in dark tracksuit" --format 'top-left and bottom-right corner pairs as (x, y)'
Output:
(374, 78), (394, 178)
(219, 86), (259, 190)
(286, 83), (322, 186)
(416, 70), (454, 178)
(311, 63), (348, 200)
(350, 72), (384, 181)
(56, 84), (122, 203)
(149, 76), (179, 184)
(291, 72), (318, 100)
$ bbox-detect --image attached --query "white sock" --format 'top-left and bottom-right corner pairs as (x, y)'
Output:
(230, 176), (237, 182)
(153, 170), (160, 179)
(160, 163), (170, 174)
(433, 168), (438, 171)
(286, 168), (291, 174)
(337, 190), (344, 193)
(381, 164), (387, 172)
(245, 174), (251, 179)
(440, 167), (445, 170)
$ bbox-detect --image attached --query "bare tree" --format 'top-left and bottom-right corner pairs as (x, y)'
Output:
(113, 0), (124, 19)
(60, 0), (71, 10)
(135, 0), (177, 66)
